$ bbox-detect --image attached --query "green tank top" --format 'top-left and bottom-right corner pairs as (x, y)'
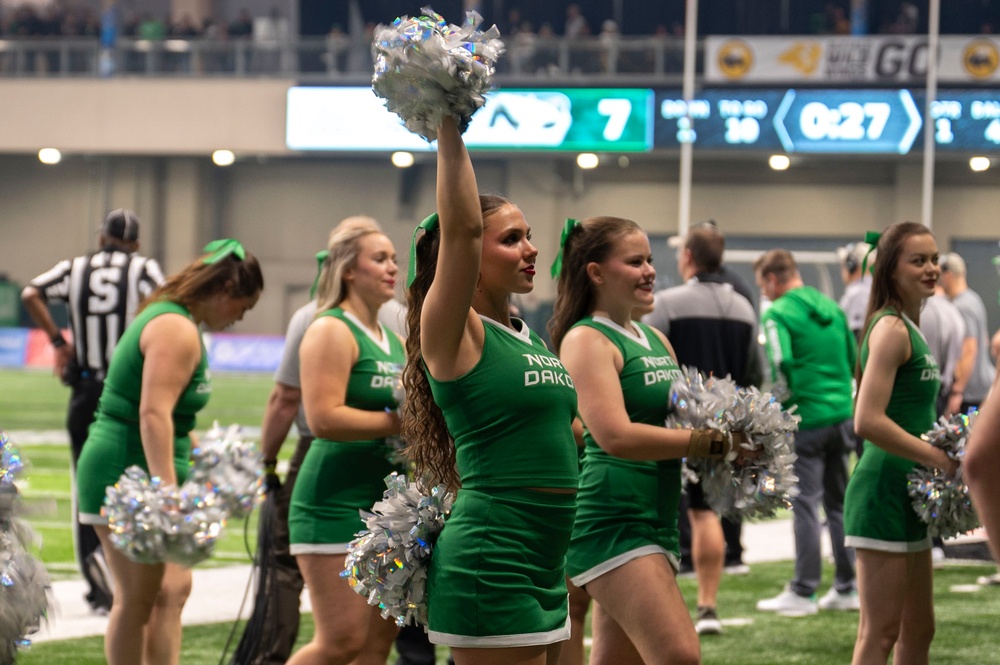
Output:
(98, 300), (210, 436)
(573, 317), (682, 464)
(860, 308), (940, 436)
(427, 316), (579, 489)
(314, 308), (405, 446)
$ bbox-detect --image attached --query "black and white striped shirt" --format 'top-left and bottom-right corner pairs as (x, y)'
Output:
(29, 249), (164, 378)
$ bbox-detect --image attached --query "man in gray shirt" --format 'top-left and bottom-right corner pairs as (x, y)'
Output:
(941, 252), (995, 413)
(836, 241), (874, 340)
(919, 287), (966, 416)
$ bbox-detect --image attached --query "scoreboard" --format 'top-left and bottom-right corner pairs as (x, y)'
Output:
(655, 88), (1000, 153)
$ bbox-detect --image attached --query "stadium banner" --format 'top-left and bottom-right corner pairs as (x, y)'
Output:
(1, 328), (283, 373)
(0, 328), (29, 368)
(706, 35), (1000, 84)
(206, 333), (285, 372)
(24, 328), (65, 367)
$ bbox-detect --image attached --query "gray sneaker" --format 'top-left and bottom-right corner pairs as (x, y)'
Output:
(695, 606), (723, 635)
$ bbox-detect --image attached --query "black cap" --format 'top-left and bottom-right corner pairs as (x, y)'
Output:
(101, 209), (140, 242)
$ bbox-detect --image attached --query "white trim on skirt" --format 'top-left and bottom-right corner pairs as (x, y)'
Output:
(429, 613), (571, 648)
(570, 545), (678, 588)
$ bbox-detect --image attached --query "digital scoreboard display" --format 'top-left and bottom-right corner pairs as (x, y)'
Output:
(654, 88), (1000, 153)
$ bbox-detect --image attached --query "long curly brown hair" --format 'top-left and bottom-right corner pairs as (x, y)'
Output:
(401, 194), (511, 491)
(547, 216), (643, 352)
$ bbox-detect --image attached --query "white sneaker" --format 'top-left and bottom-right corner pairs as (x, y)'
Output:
(930, 546), (946, 570)
(756, 588), (818, 616)
(818, 587), (860, 611)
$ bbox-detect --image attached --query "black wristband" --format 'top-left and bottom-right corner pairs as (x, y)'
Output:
(51, 334), (67, 348)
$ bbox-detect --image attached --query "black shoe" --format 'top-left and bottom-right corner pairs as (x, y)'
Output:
(84, 548), (114, 611)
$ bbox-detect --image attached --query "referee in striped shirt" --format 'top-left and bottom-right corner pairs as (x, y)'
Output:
(21, 209), (164, 615)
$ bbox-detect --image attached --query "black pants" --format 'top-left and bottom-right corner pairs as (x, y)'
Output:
(245, 434), (313, 665)
(67, 378), (108, 607)
(678, 484), (744, 567)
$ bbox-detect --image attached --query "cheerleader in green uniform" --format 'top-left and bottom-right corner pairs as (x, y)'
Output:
(402, 117), (579, 665)
(77, 241), (263, 665)
(548, 217), (745, 665)
(287, 217), (406, 665)
(844, 222), (958, 665)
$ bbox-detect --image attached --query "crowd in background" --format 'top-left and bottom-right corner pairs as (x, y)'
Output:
(4, 0), (1000, 42)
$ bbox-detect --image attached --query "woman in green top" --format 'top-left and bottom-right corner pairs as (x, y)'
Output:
(402, 118), (578, 664)
(844, 222), (958, 665)
(548, 217), (743, 665)
(77, 240), (263, 665)
(286, 217), (406, 665)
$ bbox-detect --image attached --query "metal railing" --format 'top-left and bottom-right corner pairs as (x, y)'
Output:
(0, 35), (693, 82)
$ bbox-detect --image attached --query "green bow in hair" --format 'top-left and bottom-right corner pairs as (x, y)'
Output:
(861, 230), (880, 275)
(406, 213), (440, 288)
(310, 250), (330, 299)
(202, 239), (246, 264)
(550, 218), (580, 279)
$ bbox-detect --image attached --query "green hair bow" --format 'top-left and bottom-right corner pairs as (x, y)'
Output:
(550, 218), (580, 279)
(310, 250), (329, 299)
(202, 239), (246, 264)
(861, 230), (880, 276)
(406, 213), (440, 288)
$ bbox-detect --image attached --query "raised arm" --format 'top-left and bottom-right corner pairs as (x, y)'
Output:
(300, 316), (399, 441)
(420, 116), (486, 380)
(138, 313), (202, 485)
(854, 316), (955, 472)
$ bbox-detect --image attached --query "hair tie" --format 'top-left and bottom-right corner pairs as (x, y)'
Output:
(406, 213), (440, 288)
(861, 230), (880, 275)
(202, 239), (246, 264)
(550, 218), (580, 279)
(310, 250), (330, 299)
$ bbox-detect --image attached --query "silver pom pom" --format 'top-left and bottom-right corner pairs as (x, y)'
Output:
(342, 472), (454, 626)
(104, 466), (228, 567)
(104, 422), (261, 566)
(188, 422), (264, 519)
(372, 6), (505, 141)
(669, 369), (801, 519)
(0, 430), (51, 661)
(908, 411), (980, 539)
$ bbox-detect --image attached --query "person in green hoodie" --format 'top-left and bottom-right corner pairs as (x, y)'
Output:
(752, 249), (860, 617)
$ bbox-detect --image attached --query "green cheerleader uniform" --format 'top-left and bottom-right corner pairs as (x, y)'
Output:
(844, 309), (940, 552)
(426, 316), (579, 648)
(566, 317), (684, 585)
(288, 308), (404, 554)
(77, 301), (211, 524)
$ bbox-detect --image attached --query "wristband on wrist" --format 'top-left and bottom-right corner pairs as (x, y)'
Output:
(263, 459), (277, 475)
(51, 333), (67, 348)
(687, 429), (731, 459)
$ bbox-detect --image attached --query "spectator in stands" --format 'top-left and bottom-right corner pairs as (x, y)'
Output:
(940, 251), (994, 414)
(228, 8), (254, 39)
(598, 19), (619, 73)
(137, 12), (166, 40)
(170, 14), (200, 38)
(564, 3), (589, 37)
